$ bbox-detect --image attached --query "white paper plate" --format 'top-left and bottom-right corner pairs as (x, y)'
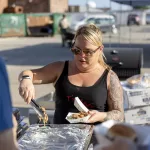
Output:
(66, 112), (90, 123)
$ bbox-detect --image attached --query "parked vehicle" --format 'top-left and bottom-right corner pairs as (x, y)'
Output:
(63, 14), (118, 47)
(69, 14), (118, 34)
(94, 16), (118, 34)
(146, 13), (150, 24)
(127, 14), (140, 26)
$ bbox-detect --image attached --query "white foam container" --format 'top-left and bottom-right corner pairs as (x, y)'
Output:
(66, 97), (91, 123)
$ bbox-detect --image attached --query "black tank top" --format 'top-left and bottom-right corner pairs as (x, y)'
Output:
(54, 61), (109, 124)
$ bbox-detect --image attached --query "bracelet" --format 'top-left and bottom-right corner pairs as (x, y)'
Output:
(20, 75), (32, 81)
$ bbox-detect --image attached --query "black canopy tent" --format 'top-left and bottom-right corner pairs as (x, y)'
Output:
(111, 0), (150, 6)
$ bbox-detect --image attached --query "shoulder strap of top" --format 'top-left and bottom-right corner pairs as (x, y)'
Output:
(58, 60), (68, 78)
(54, 61), (69, 87)
(101, 69), (109, 80)
(94, 69), (109, 86)
(62, 60), (69, 76)
(54, 61), (69, 86)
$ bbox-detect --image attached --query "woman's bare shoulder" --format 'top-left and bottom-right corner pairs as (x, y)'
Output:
(43, 61), (65, 72)
(51, 61), (69, 85)
(49, 61), (65, 67)
(107, 70), (119, 79)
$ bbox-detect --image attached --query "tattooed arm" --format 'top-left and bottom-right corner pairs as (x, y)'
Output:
(104, 70), (124, 122)
(87, 70), (124, 124)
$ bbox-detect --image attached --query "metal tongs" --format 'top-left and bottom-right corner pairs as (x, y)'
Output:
(30, 99), (45, 119)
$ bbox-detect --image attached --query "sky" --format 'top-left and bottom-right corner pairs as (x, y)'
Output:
(68, 0), (131, 10)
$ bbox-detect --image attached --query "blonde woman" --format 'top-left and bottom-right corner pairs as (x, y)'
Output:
(18, 24), (124, 124)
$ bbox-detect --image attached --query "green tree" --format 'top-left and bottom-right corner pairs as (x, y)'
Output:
(133, 6), (150, 10)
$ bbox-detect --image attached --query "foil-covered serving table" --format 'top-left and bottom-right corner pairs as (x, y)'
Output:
(18, 124), (93, 150)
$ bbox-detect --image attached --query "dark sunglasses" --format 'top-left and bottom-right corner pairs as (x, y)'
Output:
(71, 47), (100, 57)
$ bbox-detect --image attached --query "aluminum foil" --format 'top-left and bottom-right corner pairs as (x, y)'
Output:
(18, 124), (93, 150)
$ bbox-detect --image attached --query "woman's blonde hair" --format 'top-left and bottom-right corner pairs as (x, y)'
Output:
(73, 24), (110, 70)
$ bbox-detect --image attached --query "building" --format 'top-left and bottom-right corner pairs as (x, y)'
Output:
(0, 0), (8, 13)
(0, 0), (68, 13)
(69, 5), (105, 13)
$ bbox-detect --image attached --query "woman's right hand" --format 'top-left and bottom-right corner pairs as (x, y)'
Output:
(19, 79), (35, 104)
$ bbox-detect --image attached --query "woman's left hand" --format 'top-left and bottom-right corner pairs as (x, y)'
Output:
(86, 110), (104, 123)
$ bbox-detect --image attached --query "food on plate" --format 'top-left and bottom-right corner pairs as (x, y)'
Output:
(38, 107), (48, 126)
(106, 124), (137, 142)
(127, 75), (141, 86)
(68, 111), (88, 119)
(127, 74), (150, 88)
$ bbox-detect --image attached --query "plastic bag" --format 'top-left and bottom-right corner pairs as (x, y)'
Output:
(126, 73), (150, 89)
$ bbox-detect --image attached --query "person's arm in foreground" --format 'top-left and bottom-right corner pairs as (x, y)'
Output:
(87, 71), (124, 123)
(94, 138), (137, 150)
(0, 58), (18, 150)
(0, 122), (18, 150)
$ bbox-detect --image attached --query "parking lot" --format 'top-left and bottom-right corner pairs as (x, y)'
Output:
(103, 25), (150, 44)
(0, 25), (150, 108)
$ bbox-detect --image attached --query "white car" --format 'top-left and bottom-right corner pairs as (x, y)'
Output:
(146, 14), (150, 24)
(69, 14), (118, 34)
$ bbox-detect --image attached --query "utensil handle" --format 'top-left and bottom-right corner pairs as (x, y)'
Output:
(31, 99), (40, 108)
(30, 99), (44, 118)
